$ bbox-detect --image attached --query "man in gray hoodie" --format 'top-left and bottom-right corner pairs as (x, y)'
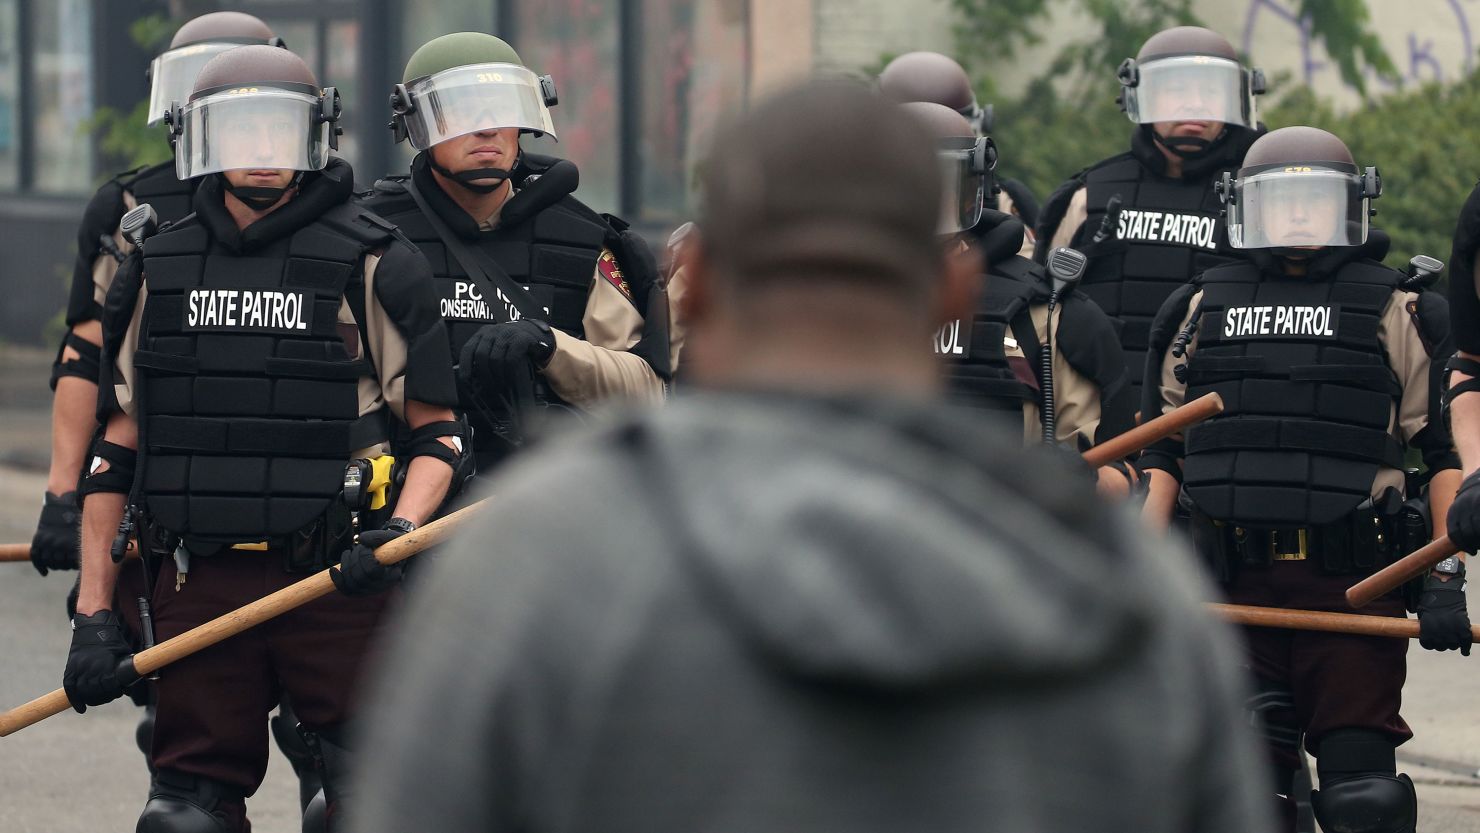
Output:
(348, 79), (1274, 833)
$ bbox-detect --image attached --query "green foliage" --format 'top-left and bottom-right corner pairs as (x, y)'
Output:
(952, 0), (1396, 103)
(82, 13), (175, 180)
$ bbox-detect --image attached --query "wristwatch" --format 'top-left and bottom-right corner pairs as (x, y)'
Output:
(1433, 555), (1465, 578)
(384, 517), (418, 536)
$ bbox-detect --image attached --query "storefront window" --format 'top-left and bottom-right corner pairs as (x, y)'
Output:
(515, 0), (620, 213)
(31, 0), (92, 193)
(0, 0), (17, 189)
(638, 0), (747, 226)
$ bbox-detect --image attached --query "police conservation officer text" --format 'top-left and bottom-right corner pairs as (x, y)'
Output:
(184, 288), (312, 332)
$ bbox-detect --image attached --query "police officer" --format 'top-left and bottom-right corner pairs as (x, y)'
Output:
(879, 51), (1040, 256)
(1037, 26), (1266, 405)
(62, 45), (462, 832)
(1439, 173), (1480, 576)
(1141, 126), (1463, 833)
(906, 102), (1138, 496)
(31, 10), (282, 577)
(359, 32), (669, 475)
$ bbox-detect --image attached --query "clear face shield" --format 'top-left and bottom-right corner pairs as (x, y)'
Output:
(1118, 55), (1263, 129)
(391, 63), (558, 148)
(170, 87), (337, 179)
(1223, 164), (1380, 250)
(147, 42), (243, 126)
(936, 135), (996, 235)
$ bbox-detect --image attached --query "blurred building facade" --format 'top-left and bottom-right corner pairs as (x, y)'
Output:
(0, 0), (753, 345)
(2, 0), (1471, 345)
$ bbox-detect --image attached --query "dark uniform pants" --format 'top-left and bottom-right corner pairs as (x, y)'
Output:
(148, 549), (392, 794)
(1226, 558), (1412, 771)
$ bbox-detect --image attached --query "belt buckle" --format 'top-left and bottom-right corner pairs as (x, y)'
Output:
(1271, 529), (1308, 561)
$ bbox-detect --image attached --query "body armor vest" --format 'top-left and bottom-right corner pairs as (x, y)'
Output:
(943, 255), (1046, 418)
(1076, 152), (1241, 400)
(1181, 259), (1405, 527)
(127, 161), (196, 226)
(135, 203), (392, 541)
(362, 176), (608, 361)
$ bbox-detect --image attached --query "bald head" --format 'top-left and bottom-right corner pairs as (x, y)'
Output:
(699, 79), (943, 296)
(684, 80), (978, 397)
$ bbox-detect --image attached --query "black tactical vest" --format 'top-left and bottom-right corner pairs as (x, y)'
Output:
(941, 254), (1046, 418)
(1181, 258), (1405, 527)
(127, 161), (196, 226)
(361, 163), (608, 362)
(134, 203), (393, 541)
(1079, 157), (1237, 391)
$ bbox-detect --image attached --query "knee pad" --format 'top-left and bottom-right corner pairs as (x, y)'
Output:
(302, 724), (351, 831)
(270, 705), (323, 810)
(136, 770), (247, 833)
(135, 705), (156, 761)
(302, 789), (328, 833)
(1312, 729), (1415, 833)
(1310, 773), (1416, 833)
(1244, 677), (1302, 786)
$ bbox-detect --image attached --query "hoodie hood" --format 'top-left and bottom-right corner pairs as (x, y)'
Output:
(631, 391), (1155, 692)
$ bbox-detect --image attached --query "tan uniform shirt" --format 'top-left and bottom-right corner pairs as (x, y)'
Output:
(1046, 186), (1089, 253)
(89, 190), (139, 310)
(478, 204), (666, 411)
(1151, 286), (1439, 498)
(113, 253), (412, 458)
(1014, 302), (1104, 448)
(997, 190), (1038, 260)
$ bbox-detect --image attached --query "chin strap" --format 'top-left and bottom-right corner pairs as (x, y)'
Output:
(219, 171), (304, 210)
(428, 154), (513, 194)
(1151, 129), (1217, 159)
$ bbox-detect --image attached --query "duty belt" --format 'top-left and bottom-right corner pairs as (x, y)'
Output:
(1190, 505), (1398, 577)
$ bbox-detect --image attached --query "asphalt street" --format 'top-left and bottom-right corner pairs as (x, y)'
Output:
(2, 343), (1480, 830)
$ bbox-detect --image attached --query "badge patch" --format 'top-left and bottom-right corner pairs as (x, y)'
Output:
(184, 288), (311, 333)
(597, 250), (632, 298)
(1220, 304), (1340, 339)
(1116, 209), (1219, 250)
(933, 319), (972, 357)
(436, 279), (552, 323)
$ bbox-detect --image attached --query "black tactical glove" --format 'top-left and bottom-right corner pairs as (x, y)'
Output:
(457, 319), (555, 397)
(331, 524), (409, 597)
(1445, 469), (1480, 552)
(63, 610), (135, 713)
(30, 491), (81, 576)
(1417, 572), (1471, 655)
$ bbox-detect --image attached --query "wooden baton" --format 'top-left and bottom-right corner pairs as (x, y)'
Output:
(1344, 536), (1462, 610)
(0, 540), (138, 564)
(1212, 602), (1480, 641)
(0, 498), (487, 738)
(1081, 392), (1224, 467)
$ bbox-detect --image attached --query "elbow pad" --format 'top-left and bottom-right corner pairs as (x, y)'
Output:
(1442, 355), (1480, 426)
(50, 332), (103, 390)
(407, 419), (468, 467)
(78, 440), (136, 501)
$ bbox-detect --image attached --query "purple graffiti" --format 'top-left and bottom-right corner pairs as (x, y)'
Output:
(1242, 0), (1475, 91)
(1242, 0), (1326, 85)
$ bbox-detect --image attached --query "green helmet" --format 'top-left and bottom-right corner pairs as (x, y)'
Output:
(390, 32), (558, 147)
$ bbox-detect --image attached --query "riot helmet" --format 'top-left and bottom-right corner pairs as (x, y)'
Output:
(1117, 27), (1265, 151)
(1218, 126), (1380, 253)
(147, 12), (284, 127)
(880, 52), (991, 136)
(391, 33), (558, 192)
(166, 46), (341, 208)
(901, 101), (997, 235)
